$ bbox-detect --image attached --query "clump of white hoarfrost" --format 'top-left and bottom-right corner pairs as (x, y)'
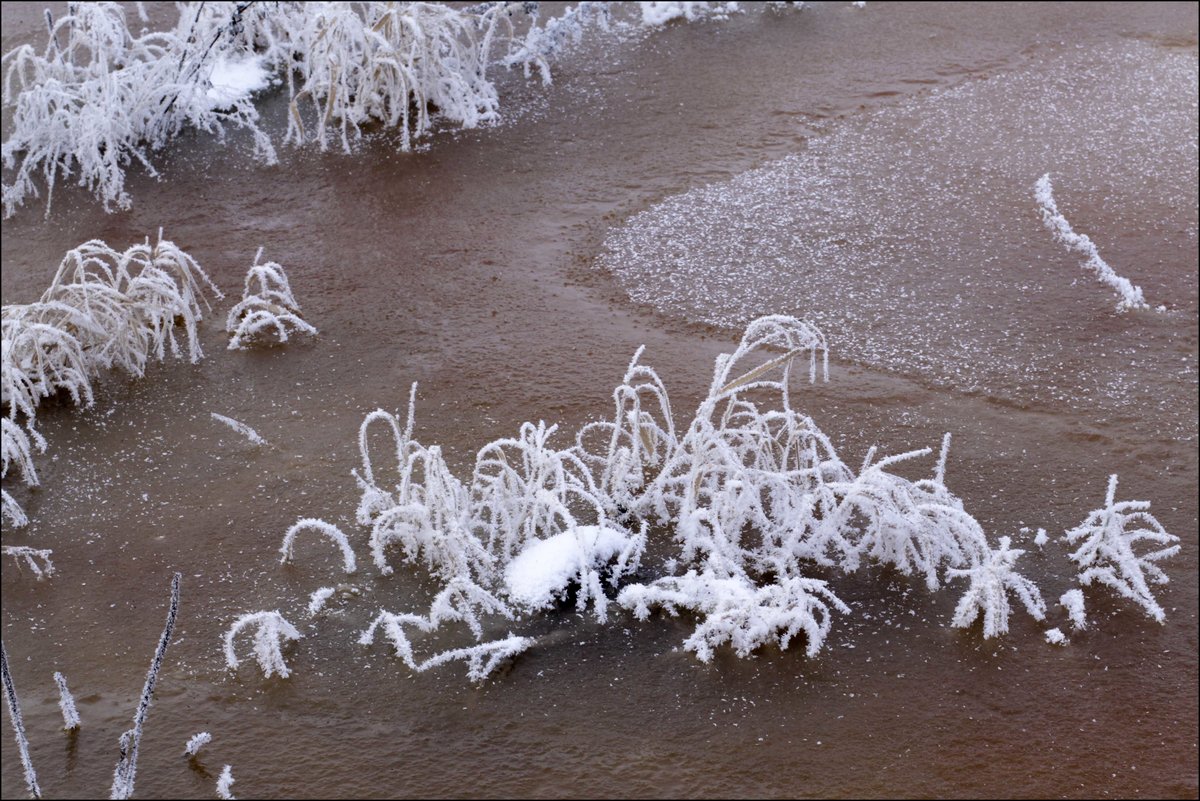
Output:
(1, 2), (275, 216)
(2, 546), (55, 579)
(1044, 628), (1067, 645)
(223, 611), (302, 678)
(1059, 588), (1087, 630)
(279, 518), (356, 574)
(1063, 474), (1179, 624)
(210, 413), (267, 446)
(1034, 174), (1152, 312)
(946, 537), (1046, 638)
(183, 731), (212, 758)
(53, 672), (80, 730)
(340, 315), (1047, 673)
(216, 765), (236, 800)
(1, 233), (219, 526)
(619, 571), (849, 661)
(226, 248), (317, 349)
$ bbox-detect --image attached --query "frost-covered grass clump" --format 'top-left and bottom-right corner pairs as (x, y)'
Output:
(226, 249), (316, 349)
(1, 232), (220, 527)
(332, 315), (1063, 676)
(1064, 474), (1180, 623)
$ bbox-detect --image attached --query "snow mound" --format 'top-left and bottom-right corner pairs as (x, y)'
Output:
(504, 526), (631, 609)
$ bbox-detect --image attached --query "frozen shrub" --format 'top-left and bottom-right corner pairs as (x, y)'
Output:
(946, 536), (1046, 638)
(223, 611), (303, 678)
(1064, 474), (1180, 623)
(226, 248), (317, 349)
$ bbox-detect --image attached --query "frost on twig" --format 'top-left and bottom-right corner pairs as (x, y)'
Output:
(110, 572), (181, 800)
(211, 413), (267, 446)
(1, 639), (41, 798)
(1059, 588), (1087, 630)
(307, 587), (335, 617)
(226, 249), (317, 349)
(223, 611), (303, 678)
(1064, 474), (1179, 623)
(1034, 173), (1152, 312)
(359, 612), (535, 683)
(279, 518), (356, 574)
(2, 546), (55, 579)
(184, 731), (212, 758)
(53, 671), (80, 730)
(216, 765), (236, 800)
(947, 537), (1046, 638)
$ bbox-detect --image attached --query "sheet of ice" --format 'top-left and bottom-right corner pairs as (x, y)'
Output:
(599, 42), (1198, 429)
(503, 525), (630, 608)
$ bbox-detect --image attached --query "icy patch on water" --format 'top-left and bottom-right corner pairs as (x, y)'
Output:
(599, 42), (1198, 427)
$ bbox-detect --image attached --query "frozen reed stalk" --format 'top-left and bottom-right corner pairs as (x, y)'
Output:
(1034, 174), (1151, 312)
(223, 611), (303, 678)
(183, 731), (212, 758)
(1059, 588), (1087, 630)
(210, 413), (267, 446)
(2, 546), (55, 578)
(1063, 474), (1180, 623)
(1, 639), (42, 798)
(307, 587), (335, 617)
(53, 671), (80, 730)
(226, 249), (317, 349)
(279, 518), (357, 574)
(947, 537), (1046, 638)
(359, 612), (535, 683)
(216, 765), (236, 800)
(110, 571), (181, 800)
(2, 418), (43, 527)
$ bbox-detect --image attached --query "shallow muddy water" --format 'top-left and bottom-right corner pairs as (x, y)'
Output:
(2, 2), (1197, 798)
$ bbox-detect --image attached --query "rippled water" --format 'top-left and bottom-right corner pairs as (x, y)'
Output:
(3, 2), (1197, 798)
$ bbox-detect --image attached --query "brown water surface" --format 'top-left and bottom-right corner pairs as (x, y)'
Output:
(2, 2), (1197, 798)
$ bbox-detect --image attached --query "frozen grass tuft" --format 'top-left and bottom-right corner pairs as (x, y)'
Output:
(344, 315), (1051, 669)
(2, 233), (219, 526)
(1064, 474), (1180, 623)
(226, 248), (317, 349)
(223, 611), (302, 678)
